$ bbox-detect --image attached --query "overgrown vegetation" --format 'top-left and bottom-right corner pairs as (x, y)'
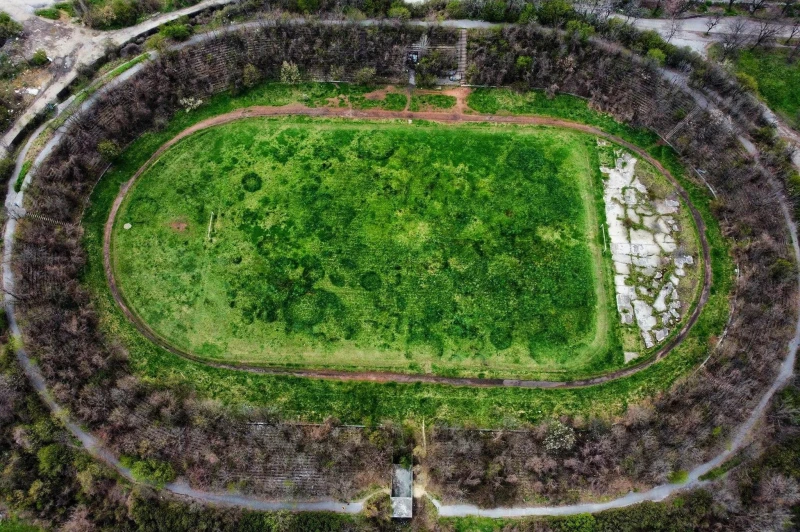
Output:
(13, 161), (30, 193)
(113, 119), (614, 376)
(0, 12), (22, 47)
(14, 23), (746, 507)
(77, 80), (730, 431)
(409, 93), (457, 111)
(731, 47), (800, 130)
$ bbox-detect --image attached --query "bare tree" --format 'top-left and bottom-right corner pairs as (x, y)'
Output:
(786, 19), (800, 45)
(705, 12), (723, 35)
(722, 18), (752, 57)
(666, 0), (698, 16)
(751, 17), (780, 49)
(781, 0), (797, 16)
(666, 16), (683, 43)
(620, 0), (641, 24)
(790, 36), (800, 61)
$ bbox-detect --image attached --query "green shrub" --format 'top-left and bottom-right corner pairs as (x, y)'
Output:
(242, 63), (260, 88)
(121, 456), (176, 487)
(144, 33), (167, 52)
(668, 469), (689, 483)
(481, 0), (508, 22)
(537, 0), (575, 27)
(518, 3), (537, 23)
(646, 48), (666, 66)
(297, 0), (322, 12)
(54, 2), (76, 16)
(354, 66), (376, 86)
(34, 7), (61, 19)
(280, 61), (301, 84)
(30, 49), (49, 67)
(566, 20), (596, 42)
(159, 18), (193, 41)
(637, 29), (668, 53)
(736, 71), (759, 94)
(97, 139), (121, 161)
(388, 5), (411, 20)
(0, 11), (23, 47)
(36, 444), (69, 477)
(446, 0), (465, 18)
(110, 0), (138, 27)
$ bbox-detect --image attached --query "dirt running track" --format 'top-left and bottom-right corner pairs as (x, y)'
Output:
(103, 104), (713, 389)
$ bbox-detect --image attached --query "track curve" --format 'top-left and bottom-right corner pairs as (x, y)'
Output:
(102, 104), (713, 389)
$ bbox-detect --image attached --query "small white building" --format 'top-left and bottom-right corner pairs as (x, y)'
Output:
(391, 464), (413, 519)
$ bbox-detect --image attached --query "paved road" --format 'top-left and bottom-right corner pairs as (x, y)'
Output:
(621, 15), (799, 55)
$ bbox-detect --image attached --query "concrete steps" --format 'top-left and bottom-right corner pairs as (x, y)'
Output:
(457, 29), (467, 84)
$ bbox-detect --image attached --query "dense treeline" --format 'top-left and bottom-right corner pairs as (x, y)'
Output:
(0, 341), (389, 530)
(10, 17), (799, 514)
(3, 340), (798, 530)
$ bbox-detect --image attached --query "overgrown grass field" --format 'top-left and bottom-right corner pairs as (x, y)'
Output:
(113, 119), (617, 376)
(81, 82), (733, 427)
(732, 49), (800, 130)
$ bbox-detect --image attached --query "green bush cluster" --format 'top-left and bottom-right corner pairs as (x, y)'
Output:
(159, 16), (193, 41)
(34, 7), (61, 19)
(0, 11), (22, 47)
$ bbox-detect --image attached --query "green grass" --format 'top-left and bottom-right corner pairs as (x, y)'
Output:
(54, 2), (76, 16)
(467, 88), (657, 146)
(0, 517), (41, 532)
(732, 48), (800, 130)
(34, 7), (60, 19)
(106, 53), (149, 78)
(113, 119), (615, 377)
(13, 161), (30, 193)
(410, 93), (457, 111)
(349, 89), (408, 111)
(80, 82), (734, 427)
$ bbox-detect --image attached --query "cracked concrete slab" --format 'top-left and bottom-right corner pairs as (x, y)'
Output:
(600, 144), (698, 361)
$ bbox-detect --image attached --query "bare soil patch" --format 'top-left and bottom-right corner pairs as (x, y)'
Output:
(169, 220), (188, 232)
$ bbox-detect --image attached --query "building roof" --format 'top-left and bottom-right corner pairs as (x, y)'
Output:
(391, 464), (413, 518)
(391, 496), (413, 519)
(392, 464), (413, 498)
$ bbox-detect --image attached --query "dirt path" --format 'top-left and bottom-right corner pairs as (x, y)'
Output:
(102, 104), (713, 390)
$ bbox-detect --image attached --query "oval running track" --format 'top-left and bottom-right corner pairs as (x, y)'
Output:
(102, 104), (712, 389)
